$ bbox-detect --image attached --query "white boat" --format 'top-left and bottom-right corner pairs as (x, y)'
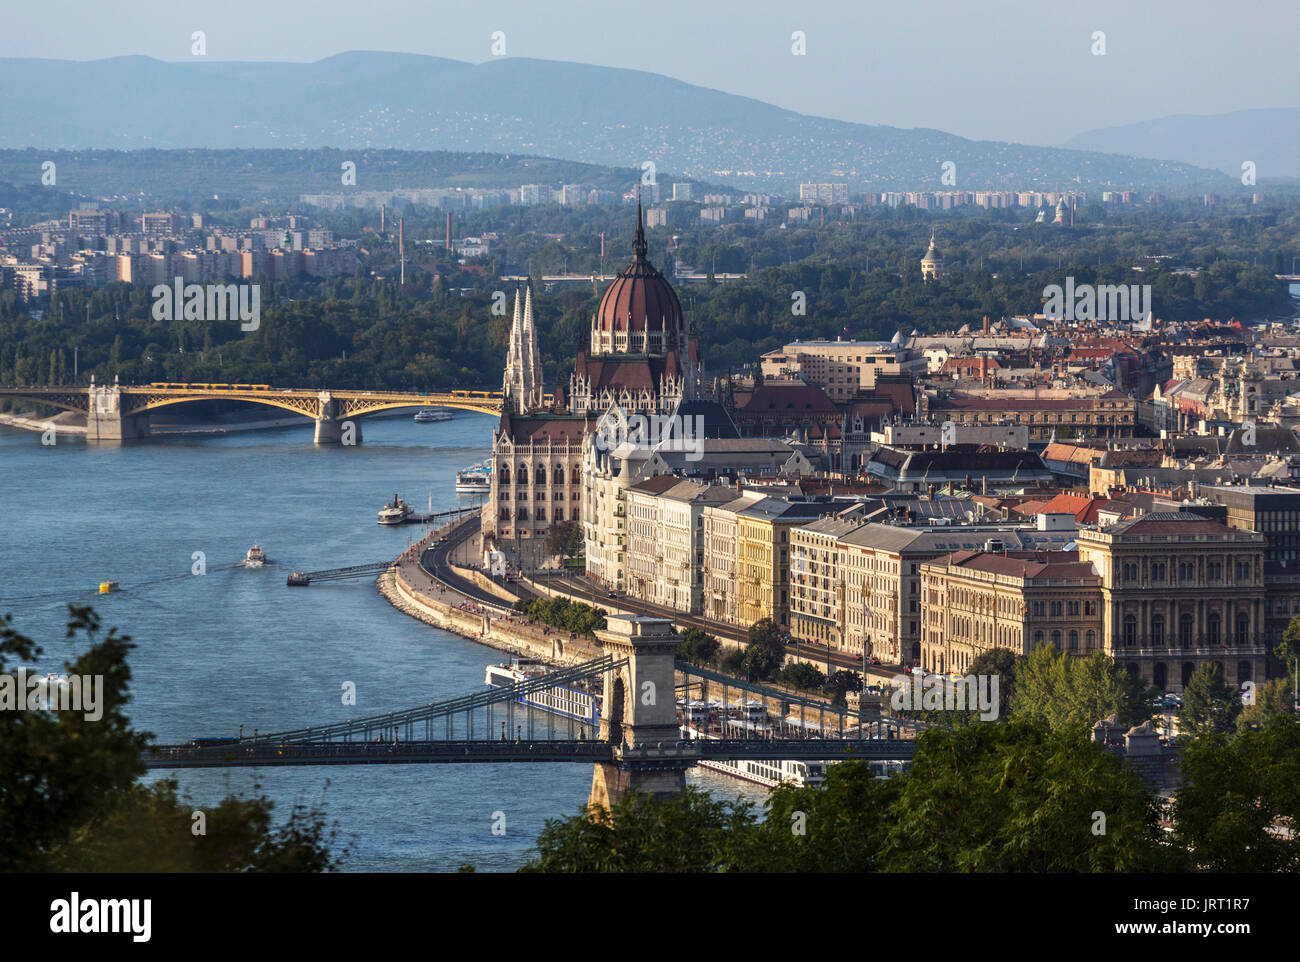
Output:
(244, 544), (268, 566)
(456, 460), (492, 495)
(484, 660), (601, 726)
(413, 408), (452, 423)
(680, 718), (828, 789)
(377, 494), (413, 525)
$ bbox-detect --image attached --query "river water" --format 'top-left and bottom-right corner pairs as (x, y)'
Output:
(0, 413), (749, 871)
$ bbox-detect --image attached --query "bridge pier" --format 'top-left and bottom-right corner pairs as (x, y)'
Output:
(86, 385), (148, 442)
(313, 394), (362, 445)
(588, 614), (689, 811)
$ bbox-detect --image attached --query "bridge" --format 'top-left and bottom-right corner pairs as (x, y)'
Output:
(0, 380), (517, 443)
(144, 615), (925, 809)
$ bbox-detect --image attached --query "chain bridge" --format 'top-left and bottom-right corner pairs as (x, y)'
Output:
(145, 615), (925, 808)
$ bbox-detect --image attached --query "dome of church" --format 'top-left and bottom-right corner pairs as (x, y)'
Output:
(591, 203), (684, 354)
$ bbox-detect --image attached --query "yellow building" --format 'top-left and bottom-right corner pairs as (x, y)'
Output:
(919, 550), (1102, 674)
(736, 499), (829, 630)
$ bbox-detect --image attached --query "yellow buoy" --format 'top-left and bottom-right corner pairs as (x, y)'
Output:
(99, 581), (119, 594)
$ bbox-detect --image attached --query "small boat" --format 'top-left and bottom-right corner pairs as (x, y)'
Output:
(378, 493), (413, 525)
(413, 408), (452, 423)
(287, 572), (310, 586)
(98, 581), (119, 594)
(245, 544), (268, 567)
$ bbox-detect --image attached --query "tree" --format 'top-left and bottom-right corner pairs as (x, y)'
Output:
(1236, 678), (1296, 734)
(968, 646), (1017, 721)
(884, 721), (1167, 872)
(676, 627), (720, 666)
(1012, 646), (1150, 735)
(1179, 662), (1242, 738)
(742, 617), (784, 680)
(1278, 614), (1300, 670)
(824, 669), (863, 705)
(1172, 718), (1300, 872)
(522, 788), (759, 873)
(779, 661), (825, 692)
(0, 606), (345, 872)
(545, 519), (580, 559)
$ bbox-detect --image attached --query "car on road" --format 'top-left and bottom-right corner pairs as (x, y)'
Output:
(607, 590), (617, 598)
(868, 657), (881, 666)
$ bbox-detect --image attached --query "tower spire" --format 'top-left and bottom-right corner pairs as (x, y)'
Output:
(634, 192), (647, 260)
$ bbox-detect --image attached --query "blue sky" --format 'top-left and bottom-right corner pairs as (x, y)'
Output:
(1, 0), (1296, 145)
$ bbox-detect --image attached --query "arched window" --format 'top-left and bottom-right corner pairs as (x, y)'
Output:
(1179, 614), (1193, 647)
(1151, 614), (1164, 645)
(1051, 630), (1062, 649)
(499, 465), (511, 485)
(1034, 630), (1045, 648)
(1086, 630), (1096, 649)
(1207, 613), (1220, 646)
(517, 464), (529, 484)
(1235, 615), (1249, 646)
(1123, 615), (1137, 647)
(1068, 630), (1079, 650)
(554, 465), (564, 484)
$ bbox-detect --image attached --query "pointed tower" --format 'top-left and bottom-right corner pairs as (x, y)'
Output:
(521, 281), (544, 410)
(502, 287), (526, 413)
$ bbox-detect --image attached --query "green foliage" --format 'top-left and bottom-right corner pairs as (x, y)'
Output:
(676, 627), (721, 667)
(1012, 646), (1151, 735)
(523, 720), (1169, 873)
(1178, 662), (1242, 738)
(0, 607), (345, 872)
(885, 721), (1166, 872)
(778, 661), (826, 692)
(968, 646), (1017, 720)
(545, 520), (582, 559)
(522, 787), (758, 873)
(742, 618), (784, 681)
(1278, 615), (1300, 670)
(1236, 678), (1296, 734)
(514, 596), (606, 636)
(1172, 718), (1300, 872)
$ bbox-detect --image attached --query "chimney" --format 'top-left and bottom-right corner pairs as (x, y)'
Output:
(982, 315), (990, 334)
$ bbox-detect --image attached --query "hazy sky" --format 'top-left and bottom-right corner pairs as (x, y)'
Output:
(2, 0), (1296, 145)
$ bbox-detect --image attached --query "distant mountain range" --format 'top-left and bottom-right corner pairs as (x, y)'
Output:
(0, 52), (1232, 194)
(1064, 107), (1300, 182)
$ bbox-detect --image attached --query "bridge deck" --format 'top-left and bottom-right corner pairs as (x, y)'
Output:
(143, 737), (917, 768)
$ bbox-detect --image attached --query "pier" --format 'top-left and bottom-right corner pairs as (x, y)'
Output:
(286, 561), (396, 586)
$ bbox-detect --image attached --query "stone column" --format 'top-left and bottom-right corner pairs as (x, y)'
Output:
(85, 385), (147, 442)
(313, 393), (362, 445)
(588, 614), (691, 811)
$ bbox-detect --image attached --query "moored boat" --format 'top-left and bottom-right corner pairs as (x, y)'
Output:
(377, 494), (413, 525)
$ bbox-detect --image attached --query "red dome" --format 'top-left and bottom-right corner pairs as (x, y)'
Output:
(594, 206), (683, 340)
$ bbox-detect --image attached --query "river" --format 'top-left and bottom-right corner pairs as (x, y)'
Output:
(0, 413), (750, 871)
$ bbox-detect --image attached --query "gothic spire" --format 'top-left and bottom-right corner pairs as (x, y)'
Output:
(634, 194), (647, 261)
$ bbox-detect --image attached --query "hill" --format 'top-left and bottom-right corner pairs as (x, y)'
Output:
(0, 51), (1228, 194)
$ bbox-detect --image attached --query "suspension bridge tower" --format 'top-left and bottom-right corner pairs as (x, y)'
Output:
(588, 614), (692, 811)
